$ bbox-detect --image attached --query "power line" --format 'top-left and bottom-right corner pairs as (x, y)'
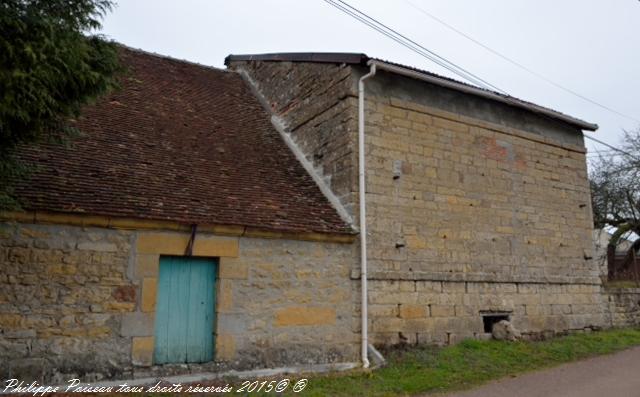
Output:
(324, 0), (506, 93)
(584, 134), (638, 159)
(323, 0), (638, 160)
(587, 153), (623, 157)
(402, 0), (640, 124)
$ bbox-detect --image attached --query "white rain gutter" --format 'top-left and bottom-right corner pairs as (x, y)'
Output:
(358, 63), (376, 368)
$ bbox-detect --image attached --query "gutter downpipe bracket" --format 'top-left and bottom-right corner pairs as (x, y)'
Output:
(359, 63), (376, 368)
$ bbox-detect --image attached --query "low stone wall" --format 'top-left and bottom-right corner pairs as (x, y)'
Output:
(605, 287), (640, 328)
(365, 279), (608, 346)
(0, 221), (356, 382)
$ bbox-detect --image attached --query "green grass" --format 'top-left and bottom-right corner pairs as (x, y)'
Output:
(277, 328), (640, 397)
(604, 280), (640, 289)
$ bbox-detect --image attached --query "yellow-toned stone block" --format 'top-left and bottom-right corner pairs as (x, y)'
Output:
(77, 215), (111, 228)
(48, 264), (77, 275)
(217, 279), (234, 313)
(135, 254), (159, 278)
(430, 305), (455, 317)
(216, 333), (236, 360)
(19, 227), (50, 238)
(34, 212), (85, 226)
(219, 258), (248, 279)
(110, 218), (181, 231)
(433, 117), (469, 133)
(136, 232), (239, 257)
(87, 326), (111, 338)
(0, 314), (23, 328)
(274, 307), (336, 327)
(105, 302), (136, 312)
(60, 327), (87, 337)
(141, 278), (157, 312)
(399, 304), (426, 319)
(0, 210), (36, 223)
(405, 235), (426, 249)
(132, 336), (154, 366)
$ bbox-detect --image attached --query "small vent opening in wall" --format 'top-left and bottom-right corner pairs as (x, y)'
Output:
(482, 313), (510, 333)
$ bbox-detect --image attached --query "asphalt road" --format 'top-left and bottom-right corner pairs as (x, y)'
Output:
(441, 346), (640, 397)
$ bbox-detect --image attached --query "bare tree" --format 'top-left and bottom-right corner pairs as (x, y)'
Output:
(590, 129), (640, 281)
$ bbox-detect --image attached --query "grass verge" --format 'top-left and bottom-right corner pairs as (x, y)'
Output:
(604, 280), (640, 288)
(284, 328), (640, 397)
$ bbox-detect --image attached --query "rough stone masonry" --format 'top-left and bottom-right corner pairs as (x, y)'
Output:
(0, 221), (356, 382)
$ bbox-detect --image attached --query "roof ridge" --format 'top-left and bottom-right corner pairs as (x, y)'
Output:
(116, 42), (235, 74)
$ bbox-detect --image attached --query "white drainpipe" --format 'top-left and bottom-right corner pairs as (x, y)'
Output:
(358, 63), (376, 368)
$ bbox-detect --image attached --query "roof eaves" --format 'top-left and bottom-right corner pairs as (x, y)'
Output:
(367, 59), (598, 131)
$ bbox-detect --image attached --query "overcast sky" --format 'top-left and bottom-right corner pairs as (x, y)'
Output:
(99, 0), (640, 157)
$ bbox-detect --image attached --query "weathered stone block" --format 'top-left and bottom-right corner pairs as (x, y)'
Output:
(217, 313), (247, 334)
(121, 312), (154, 337)
(430, 305), (455, 317)
(216, 333), (236, 361)
(140, 278), (157, 313)
(135, 254), (159, 278)
(105, 302), (136, 312)
(219, 257), (249, 279)
(77, 241), (118, 252)
(399, 304), (427, 319)
(136, 232), (238, 257)
(372, 317), (404, 333)
(217, 279), (234, 313)
(112, 285), (136, 303)
(131, 336), (154, 366)
(405, 235), (426, 249)
(0, 313), (23, 328)
(274, 307), (336, 326)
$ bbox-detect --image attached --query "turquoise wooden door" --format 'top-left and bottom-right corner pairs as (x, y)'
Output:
(153, 256), (217, 364)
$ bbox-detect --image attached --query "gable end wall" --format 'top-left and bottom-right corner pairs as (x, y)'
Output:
(227, 60), (359, 218)
(359, 68), (608, 344)
(230, 60), (616, 344)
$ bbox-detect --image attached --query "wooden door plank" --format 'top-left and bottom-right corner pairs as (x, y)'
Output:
(186, 258), (205, 362)
(167, 257), (189, 363)
(153, 256), (172, 364)
(205, 259), (216, 361)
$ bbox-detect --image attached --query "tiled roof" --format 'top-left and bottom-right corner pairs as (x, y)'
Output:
(11, 47), (353, 235)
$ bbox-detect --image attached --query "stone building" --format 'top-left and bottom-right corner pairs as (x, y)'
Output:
(2, 48), (638, 382)
(226, 53), (608, 346)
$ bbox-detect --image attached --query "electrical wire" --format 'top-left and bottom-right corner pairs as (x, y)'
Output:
(324, 0), (505, 93)
(324, 0), (638, 160)
(402, 0), (640, 125)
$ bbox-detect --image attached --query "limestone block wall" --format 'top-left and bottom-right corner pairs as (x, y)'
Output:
(366, 280), (606, 345)
(233, 59), (612, 342)
(362, 94), (597, 283)
(0, 219), (356, 382)
(359, 73), (607, 343)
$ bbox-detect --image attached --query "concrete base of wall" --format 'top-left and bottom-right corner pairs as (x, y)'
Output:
(32, 362), (360, 393)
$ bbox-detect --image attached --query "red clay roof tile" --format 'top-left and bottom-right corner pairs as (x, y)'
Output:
(11, 47), (353, 235)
